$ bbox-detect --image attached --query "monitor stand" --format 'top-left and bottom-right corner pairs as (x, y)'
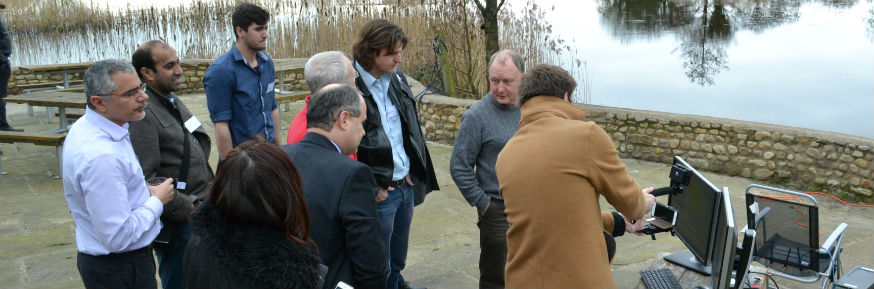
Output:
(664, 251), (712, 276)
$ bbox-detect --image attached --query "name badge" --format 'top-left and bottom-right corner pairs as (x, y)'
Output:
(266, 81), (275, 92)
(386, 105), (399, 119)
(184, 116), (202, 133)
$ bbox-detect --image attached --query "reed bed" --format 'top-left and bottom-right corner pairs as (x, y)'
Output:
(3, 0), (588, 100)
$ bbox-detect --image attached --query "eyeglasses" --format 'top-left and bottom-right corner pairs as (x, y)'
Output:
(100, 83), (146, 98)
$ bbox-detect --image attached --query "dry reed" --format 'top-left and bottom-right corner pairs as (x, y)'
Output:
(3, 0), (588, 99)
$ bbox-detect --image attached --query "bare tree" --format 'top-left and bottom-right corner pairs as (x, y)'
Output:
(473, 0), (506, 63)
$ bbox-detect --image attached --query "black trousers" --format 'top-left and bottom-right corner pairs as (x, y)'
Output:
(77, 247), (157, 289)
(0, 59), (10, 129)
(477, 198), (508, 289)
(604, 231), (617, 262)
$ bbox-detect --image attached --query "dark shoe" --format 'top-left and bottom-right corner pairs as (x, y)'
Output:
(0, 126), (23, 132)
(398, 281), (427, 289)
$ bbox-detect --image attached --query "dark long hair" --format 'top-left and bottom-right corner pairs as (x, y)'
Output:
(209, 138), (312, 245)
(352, 18), (408, 71)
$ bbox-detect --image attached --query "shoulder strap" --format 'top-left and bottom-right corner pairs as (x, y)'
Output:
(150, 88), (192, 191)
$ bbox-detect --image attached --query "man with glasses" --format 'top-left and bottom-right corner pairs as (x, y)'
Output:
(62, 59), (174, 289)
(130, 41), (214, 289)
(204, 3), (279, 159)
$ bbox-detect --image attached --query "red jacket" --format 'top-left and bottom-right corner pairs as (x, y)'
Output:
(287, 95), (358, 160)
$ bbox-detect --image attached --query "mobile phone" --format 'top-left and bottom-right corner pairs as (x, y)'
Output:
(646, 202), (678, 229)
(335, 281), (354, 289)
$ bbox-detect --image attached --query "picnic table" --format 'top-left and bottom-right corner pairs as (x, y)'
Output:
(5, 91), (85, 132)
(273, 59), (306, 92)
(16, 62), (89, 117)
(1, 91), (84, 177)
(18, 62), (90, 89)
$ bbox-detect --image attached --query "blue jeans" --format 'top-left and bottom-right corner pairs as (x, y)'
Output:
(377, 183), (414, 289)
(153, 221), (191, 289)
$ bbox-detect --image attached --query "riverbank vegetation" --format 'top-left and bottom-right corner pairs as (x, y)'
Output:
(3, 0), (588, 99)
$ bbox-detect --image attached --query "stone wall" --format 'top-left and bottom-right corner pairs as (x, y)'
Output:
(419, 94), (474, 144)
(8, 66), (85, 95)
(8, 59), (306, 95)
(417, 94), (874, 203)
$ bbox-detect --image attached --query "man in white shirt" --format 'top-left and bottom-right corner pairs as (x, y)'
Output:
(62, 59), (174, 289)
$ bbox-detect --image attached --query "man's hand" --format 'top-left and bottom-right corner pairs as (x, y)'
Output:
(624, 215), (647, 236)
(376, 186), (394, 202)
(642, 186), (656, 213)
(479, 201), (491, 216)
(405, 174), (414, 186)
(148, 178), (175, 205)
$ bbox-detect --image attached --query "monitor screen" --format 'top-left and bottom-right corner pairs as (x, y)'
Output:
(668, 156), (722, 267)
(710, 186), (737, 289)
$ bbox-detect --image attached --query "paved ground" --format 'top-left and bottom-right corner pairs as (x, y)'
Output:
(0, 83), (871, 289)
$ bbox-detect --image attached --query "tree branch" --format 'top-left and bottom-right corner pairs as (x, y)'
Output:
(473, 0), (485, 12)
(497, 0), (506, 11)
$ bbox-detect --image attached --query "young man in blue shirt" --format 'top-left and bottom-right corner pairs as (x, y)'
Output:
(204, 3), (279, 158)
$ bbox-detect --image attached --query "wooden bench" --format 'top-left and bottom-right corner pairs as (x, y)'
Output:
(54, 86), (85, 93)
(0, 131), (67, 178)
(54, 108), (84, 119)
(276, 90), (309, 112)
(18, 79), (84, 92)
(9, 90), (85, 124)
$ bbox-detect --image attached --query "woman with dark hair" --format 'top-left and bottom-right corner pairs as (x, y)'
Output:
(183, 139), (323, 289)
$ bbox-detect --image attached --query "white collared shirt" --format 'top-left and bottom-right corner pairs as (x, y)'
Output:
(354, 61), (410, 181)
(62, 108), (163, 255)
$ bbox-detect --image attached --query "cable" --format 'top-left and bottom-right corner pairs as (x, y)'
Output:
(766, 273), (781, 289)
(806, 191), (872, 207)
(822, 246), (838, 289)
(746, 271), (770, 289)
(763, 192), (872, 207)
(760, 196), (821, 234)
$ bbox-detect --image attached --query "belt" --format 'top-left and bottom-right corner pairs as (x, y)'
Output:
(391, 179), (406, 188)
(78, 246), (152, 258)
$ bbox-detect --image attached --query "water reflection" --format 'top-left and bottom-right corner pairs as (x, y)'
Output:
(597, 0), (869, 86)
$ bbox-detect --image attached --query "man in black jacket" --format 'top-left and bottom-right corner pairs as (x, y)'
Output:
(282, 84), (388, 289)
(352, 18), (439, 289)
(130, 41), (214, 289)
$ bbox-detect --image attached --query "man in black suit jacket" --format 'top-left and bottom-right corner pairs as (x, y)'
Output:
(281, 83), (388, 289)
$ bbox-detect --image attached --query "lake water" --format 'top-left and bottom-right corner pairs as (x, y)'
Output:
(527, 0), (874, 138)
(7, 0), (874, 138)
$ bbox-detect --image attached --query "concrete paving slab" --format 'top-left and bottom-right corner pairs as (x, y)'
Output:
(0, 90), (870, 289)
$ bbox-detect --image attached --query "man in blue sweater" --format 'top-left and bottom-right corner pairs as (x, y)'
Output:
(450, 49), (523, 289)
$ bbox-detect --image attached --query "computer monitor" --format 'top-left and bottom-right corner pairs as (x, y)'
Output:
(664, 156), (722, 275)
(710, 186), (737, 289)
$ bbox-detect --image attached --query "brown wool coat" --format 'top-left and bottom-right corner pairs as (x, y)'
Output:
(496, 96), (647, 289)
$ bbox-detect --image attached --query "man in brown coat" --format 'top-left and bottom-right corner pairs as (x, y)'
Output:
(496, 64), (655, 288)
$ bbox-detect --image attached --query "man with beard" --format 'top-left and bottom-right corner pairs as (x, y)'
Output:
(130, 41), (214, 289)
(352, 18), (440, 289)
(63, 59), (174, 289)
(204, 3), (279, 158)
